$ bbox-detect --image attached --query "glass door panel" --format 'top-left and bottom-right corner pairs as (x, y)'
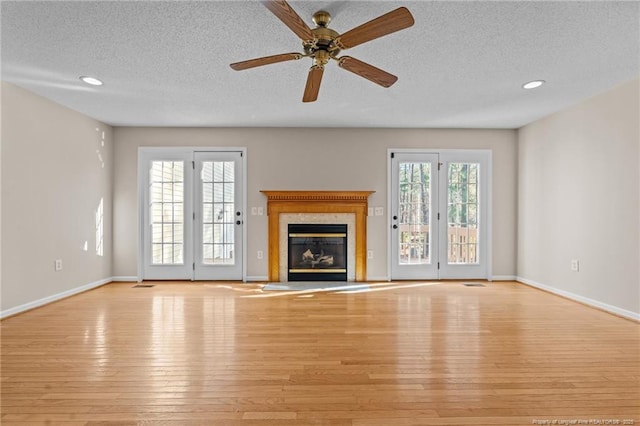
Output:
(399, 162), (432, 265)
(150, 161), (184, 265)
(447, 162), (480, 265)
(201, 161), (236, 265)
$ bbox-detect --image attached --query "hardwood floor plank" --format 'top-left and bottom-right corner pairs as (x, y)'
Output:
(1, 281), (638, 424)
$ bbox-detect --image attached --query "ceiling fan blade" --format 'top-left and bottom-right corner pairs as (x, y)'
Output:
(302, 65), (324, 103)
(230, 53), (302, 71)
(261, 0), (315, 42)
(338, 56), (398, 88)
(334, 7), (414, 50)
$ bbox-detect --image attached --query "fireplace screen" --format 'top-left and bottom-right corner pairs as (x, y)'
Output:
(288, 224), (347, 281)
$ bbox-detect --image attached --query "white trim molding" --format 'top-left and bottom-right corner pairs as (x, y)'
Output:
(1, 277), (112, 319)
(367, 276), (391, 282)
(111, 276), (138, 282)
(492, 275), (517, 281)
(517, 276), (640, 321)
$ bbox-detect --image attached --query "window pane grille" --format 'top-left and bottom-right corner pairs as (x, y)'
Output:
(149, 161), (184, 264)
(201, 161), (235, 265)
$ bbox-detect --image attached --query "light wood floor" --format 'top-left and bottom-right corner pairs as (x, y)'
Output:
(1, 281), (638, 425)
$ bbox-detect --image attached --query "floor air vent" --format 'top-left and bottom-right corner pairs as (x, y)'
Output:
(132, 284), (155, 288)
(462, 283), (485, 287)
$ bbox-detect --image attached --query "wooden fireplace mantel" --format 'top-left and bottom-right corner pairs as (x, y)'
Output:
(261, 191), (375, 282)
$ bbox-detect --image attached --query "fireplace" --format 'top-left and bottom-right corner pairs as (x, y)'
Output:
(261, 190), (374, 282)
(288, 224), (347, 281)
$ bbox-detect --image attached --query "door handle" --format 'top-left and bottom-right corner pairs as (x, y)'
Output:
(392, 224), (398, 229)
(393, 215), (398, 220)
(236, 220), (242, 225)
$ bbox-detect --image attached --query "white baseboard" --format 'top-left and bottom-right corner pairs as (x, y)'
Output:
(1, 277), (112, 319)
(366, 276), (391, 282)
(246, 276), (268, 282)
(492, 275), (517, 281)
(111, 276), (138, 282)
(517, 276), (640, 321)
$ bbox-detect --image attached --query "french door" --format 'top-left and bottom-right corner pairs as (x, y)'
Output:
(390, 153), (440, 279)
(390, 150), (490, 280)
(140, 149), (244, 281)
(193, 152), (243, 280)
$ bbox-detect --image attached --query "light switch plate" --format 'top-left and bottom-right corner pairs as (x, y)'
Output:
(571, 259), (579, 272)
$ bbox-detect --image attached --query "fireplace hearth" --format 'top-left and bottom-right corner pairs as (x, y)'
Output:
(288, 224), (347, 281)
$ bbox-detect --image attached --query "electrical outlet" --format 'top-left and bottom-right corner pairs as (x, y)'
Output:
(257, 207), (264, 216)
(374, 207), (384, 216)
(571, 259), (579, 272)
(54, 259), (63, 271)
(257, 250), (264, 260)
(251, 207), (257, 215)
(367, 250), (373, 259)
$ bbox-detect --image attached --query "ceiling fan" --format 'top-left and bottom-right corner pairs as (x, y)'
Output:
(230, 0), (415, 102)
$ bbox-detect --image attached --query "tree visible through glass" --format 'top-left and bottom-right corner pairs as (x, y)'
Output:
(448, 163), (479, 264)
(398, 162), (431, 264)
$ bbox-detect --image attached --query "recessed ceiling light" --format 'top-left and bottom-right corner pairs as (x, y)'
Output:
(79, 76), (103, 86)
(522, 80), (545, 90)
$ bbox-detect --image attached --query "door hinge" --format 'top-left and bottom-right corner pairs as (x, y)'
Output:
(193, 212), (195, 220)
(391, 152), (395, 159)
(438, 162), (443, 171)
(192, 161), (195, 169)
(437, 262), (440, 269)
(437, 212), (440, 220)
(193, 263), (195, 270)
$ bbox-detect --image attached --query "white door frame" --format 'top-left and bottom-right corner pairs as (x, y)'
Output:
(137, 147), (247, 282)
(387, 149), (492, 281)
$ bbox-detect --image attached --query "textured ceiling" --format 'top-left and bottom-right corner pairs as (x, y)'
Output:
(2, 1), (638, 128)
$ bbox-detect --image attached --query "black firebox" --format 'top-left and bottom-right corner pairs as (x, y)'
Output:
(288, 224), (347, 281)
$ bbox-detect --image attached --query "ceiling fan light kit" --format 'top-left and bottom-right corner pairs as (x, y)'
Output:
(229, 0), (415, 103)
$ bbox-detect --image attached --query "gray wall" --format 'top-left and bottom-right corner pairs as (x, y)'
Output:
(113, 127), (518, 280)
(1, 82), (113, 312)
(518, 77), (639, 316)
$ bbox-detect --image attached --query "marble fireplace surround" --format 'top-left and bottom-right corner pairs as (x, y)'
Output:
(261, 191), (374, 282)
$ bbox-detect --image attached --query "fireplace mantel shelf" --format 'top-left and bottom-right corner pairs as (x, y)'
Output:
(261, 190), (375, 282)
(261, 191), (374, 202)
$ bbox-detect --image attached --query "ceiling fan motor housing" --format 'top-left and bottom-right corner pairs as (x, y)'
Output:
(303, 11), (340, 60)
